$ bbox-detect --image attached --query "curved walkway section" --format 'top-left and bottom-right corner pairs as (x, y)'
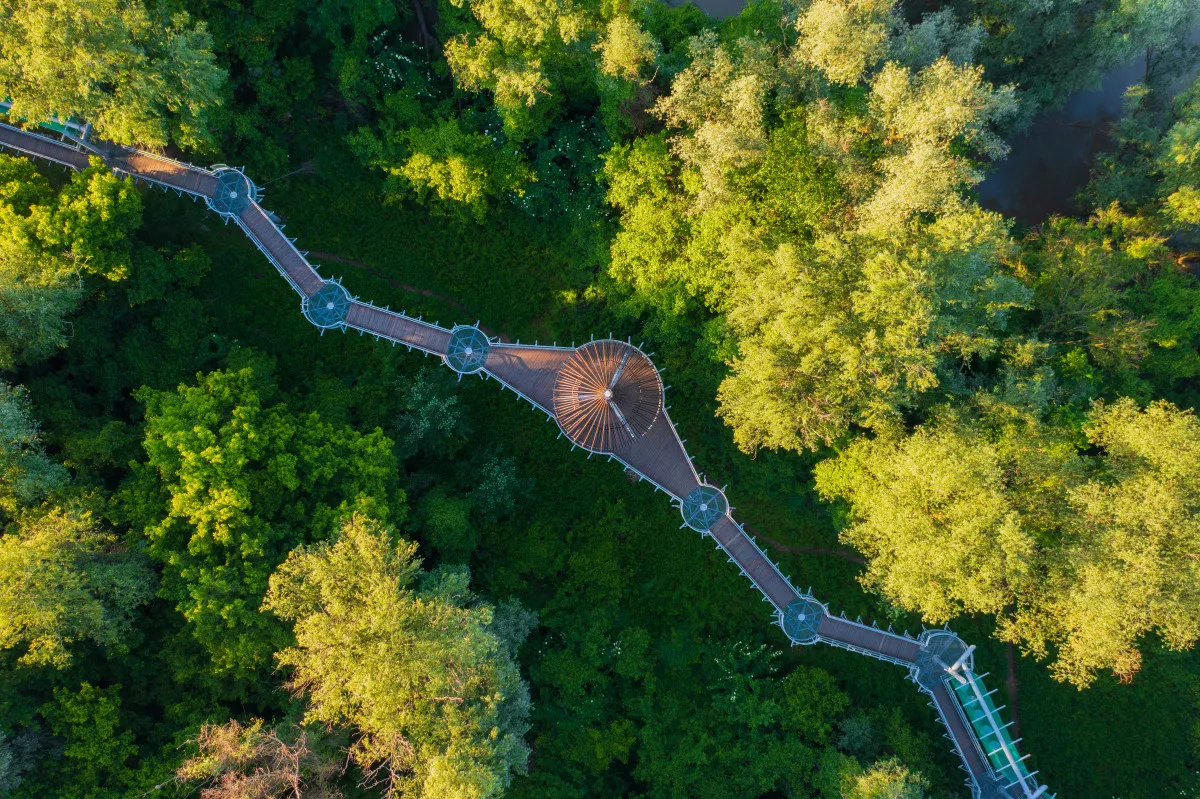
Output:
(0, 115), (1053, 799)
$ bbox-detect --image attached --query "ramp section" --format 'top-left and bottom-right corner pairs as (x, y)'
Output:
(0, 122), (91, 169)
(344, 302), (452, 355)
(237, 202), (326, 297)
(818, 615), (921, 665)
(708, 516), (800, 611)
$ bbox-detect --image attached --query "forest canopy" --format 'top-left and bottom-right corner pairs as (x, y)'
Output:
(1, 0), (1199, 797)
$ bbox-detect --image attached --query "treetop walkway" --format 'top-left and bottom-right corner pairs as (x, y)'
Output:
(0, 105), (1054, 799)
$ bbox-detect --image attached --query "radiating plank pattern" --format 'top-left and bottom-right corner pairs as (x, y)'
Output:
(0, 119), (1052, 799)
(344, 302), (452, 355)
(552, 340), (662, 453)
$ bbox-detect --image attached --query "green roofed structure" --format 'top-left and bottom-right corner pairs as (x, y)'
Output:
(0, 106), (1056, 799)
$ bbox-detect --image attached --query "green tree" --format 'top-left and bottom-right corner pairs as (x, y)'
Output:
(352, 117), (533, 220)
(1013, 399), (1200, 686)
(841, 757), (928, 799)
(0, 0), (226, 148)
(0, 164), (80, 369)
(0, 155), (143, 369)
(1021, 214), (1162, 397)
(34, 683), (137, 799)
(605, 25), (1021, 452)
(595, 15), (660, 82)
(419, 486), (477, 562)
(123, 364), (399, 675)
(1158, 79), (1200, 228)
(964, 0), (1197, 124)
(263, 514), (532, 799)
(817, 398), (1200, 687)
(796, 0), (896, 86)
(0, 382), (69, 515)
(814, 420), (1038, 624)
(28, 162), (142, 283)
(859, 57), (1016, 234)
(392, 365), (472, 459)
(307, 0), (409, 94)
(443, 0), (597, 139)
(716, 206), (1027, 451)
(0, 509), (153, 669)
(632, 645), (851, 798)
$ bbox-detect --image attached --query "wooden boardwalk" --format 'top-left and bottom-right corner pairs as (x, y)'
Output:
(931, 682), (995, 790)
(483, 344), (576, 413)
(0, 122), (91, 169)
(237, 202), (326, 297)
(0, 120), (1050, 799)
(345, 302), (452, 354)
(819, 615), (921, 664)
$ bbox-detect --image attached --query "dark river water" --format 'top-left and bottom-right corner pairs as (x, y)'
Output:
(977, 26), (1200, 225)
(680, 0), (1199, 225)
(975, 60), (1149, 224)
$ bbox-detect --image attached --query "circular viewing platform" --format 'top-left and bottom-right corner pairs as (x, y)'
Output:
(206, 167), (257, 217)
(914, 630), (972, 690)
(302, 281), (351, 329)
(782, 595), (827, 645)
(681, 484), (728, 532)
(553, 340), (662, 453)
(445, 325), (491, 374)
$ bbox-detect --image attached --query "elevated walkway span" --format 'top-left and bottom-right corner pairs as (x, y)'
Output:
(0, 110), (1053, 799)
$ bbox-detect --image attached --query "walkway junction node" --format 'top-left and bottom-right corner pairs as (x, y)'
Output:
(207, 166), (257, 217)
(553, 339), (662, 453)
(781, 595), (827, 645)
(445, 325), (491, 374)
(302, 280), (351, 329)
(914, 629), (972, 690)
(681, 484), (728, 532)
(0, 110), (1055, 799)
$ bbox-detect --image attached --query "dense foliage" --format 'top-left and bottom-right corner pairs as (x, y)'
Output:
(1, 0), (1200, 797)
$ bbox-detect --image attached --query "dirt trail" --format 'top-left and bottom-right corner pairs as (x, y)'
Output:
(743, 524), (868, 566)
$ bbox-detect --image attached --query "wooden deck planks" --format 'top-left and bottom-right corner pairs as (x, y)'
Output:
(345, 302), (452, 355)
(483, 345), (574, 413)
(931, 682), (992, 784)
(709, 516), (799, 610)
(0, 124), (217, 197)
(818, 615), (921, 663)
(106, 148), (218, 197)
(237, 203), (326, 297)
(618, 416), (701, 500)
(0, 123), (91, 169)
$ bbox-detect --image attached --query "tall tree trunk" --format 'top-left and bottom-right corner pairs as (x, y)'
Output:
(411, 0), (437, 53)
